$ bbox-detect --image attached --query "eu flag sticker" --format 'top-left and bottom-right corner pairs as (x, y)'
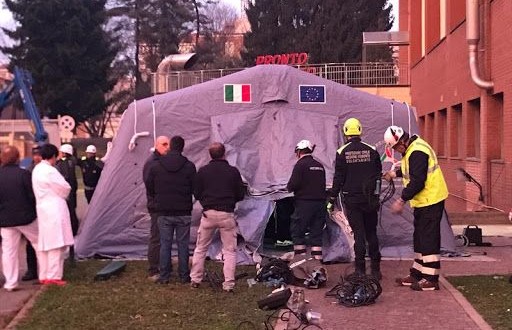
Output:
(299, 85), (326, 104)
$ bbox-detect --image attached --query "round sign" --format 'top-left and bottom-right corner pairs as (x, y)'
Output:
(59, 115), (75, 131)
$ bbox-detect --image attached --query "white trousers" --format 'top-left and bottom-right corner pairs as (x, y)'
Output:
(1, 221), (41, 290)
(39, 247), (67, 281)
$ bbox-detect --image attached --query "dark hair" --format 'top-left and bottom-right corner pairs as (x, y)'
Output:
(171, 136), (185, 153)
(40, 144), (59, 160)
(209, 142), (225, 160)
(1, 146), (20, 165)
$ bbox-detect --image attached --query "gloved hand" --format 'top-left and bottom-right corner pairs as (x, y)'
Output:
(326, 197), (336, 212)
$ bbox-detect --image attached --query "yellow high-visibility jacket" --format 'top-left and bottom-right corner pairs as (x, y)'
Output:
(402, 137), (448, 208)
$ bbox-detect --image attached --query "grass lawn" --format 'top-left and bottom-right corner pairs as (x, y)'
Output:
(18, 260), (274, 330)
(448, 275), (512, 330)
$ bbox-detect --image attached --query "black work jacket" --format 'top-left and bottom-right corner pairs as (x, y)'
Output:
(287, 154), (326, 200)
(330, 137), (382, 204)
(194, 159), (245, 213)
(0, 164), (37, 227)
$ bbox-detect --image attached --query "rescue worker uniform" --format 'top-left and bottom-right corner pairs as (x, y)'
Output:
(330, 136), (382, 276)
(287, 154), (326, 260)
(396, 135), (448, 290)
(78, 156), (103, 203)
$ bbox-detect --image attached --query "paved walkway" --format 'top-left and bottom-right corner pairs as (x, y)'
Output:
(1, 223), (511, 329)
(292, 233), (512, 330)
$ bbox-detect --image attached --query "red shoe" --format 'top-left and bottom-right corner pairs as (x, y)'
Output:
(39, 279), (48, 285)
(46, 279), (67, 286)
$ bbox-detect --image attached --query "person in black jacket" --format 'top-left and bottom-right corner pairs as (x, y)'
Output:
(329, 118), (383, 279)
(144, 136), (196, 284)
(287, 139), (326, 261)
(55, 144), (79, 264)
(0, 146), (41, 291)
(190, 142), (245, 292)
(78, 145), (103, 203)
(143, 135), (170, 281)
(55, 144), (79, 236)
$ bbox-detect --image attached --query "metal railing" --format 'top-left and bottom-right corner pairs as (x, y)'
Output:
(151, 62), (409, 93)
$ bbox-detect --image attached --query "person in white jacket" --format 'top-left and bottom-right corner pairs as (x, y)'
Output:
(32, 144), (74, 285)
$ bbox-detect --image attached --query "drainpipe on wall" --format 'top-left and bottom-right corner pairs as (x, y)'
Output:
(466, 0), (493, 90)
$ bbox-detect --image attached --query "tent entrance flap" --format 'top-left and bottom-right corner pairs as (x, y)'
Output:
(264, 197), (294, 245)
(210, 107), (339, 194)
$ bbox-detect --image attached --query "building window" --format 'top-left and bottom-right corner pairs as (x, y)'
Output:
(411, 0), (423, 64)
(437, 109), (447, 156)
(450, 104), (462, 157)
(448, 0), (465, 32)
(490, 92), (504, 160)
(424, 112), (435, 145)
(426, 0), (440, 51)
(467, 98), (480, 158)
(419, 115), (426, 135)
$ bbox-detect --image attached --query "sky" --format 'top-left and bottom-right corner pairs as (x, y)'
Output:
(0, 0), (399, 63)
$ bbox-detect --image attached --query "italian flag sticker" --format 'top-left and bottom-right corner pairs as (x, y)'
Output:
(224, 84), (251, 103)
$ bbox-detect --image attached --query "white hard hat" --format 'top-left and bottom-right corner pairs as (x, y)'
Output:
(86, 145), (97, 153)
(295, 139), (313, 151)
(384, 126), (405, 148)
(60, 144), (73, 155)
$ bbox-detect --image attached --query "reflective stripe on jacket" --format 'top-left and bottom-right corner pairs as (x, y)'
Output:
(401, 137), (448, 207)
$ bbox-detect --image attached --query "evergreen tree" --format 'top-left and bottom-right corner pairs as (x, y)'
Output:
(2, 0), (119, 123)
(242, 0), (308, 65)
(243, 0), (393, 64)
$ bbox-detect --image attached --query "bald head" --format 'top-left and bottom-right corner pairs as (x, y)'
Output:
(1, 145), (20, 165)
(209, 142), (225, 160)
(155, 136), (170, 155)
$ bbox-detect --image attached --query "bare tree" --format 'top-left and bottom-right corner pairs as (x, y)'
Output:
(204, 1), (239, 34)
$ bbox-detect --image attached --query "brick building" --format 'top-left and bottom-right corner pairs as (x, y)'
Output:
(400, 0), (511, 212)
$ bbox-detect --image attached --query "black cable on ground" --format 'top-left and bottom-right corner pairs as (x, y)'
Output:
(326, 274), (382, 307)
(263, 307), (323, 330)
(236, 320), (257, 330)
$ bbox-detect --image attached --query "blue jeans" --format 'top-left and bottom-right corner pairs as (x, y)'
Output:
(158, 215), (191, 281)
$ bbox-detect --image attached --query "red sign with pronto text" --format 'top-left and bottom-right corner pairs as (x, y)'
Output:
(255, 53), (308, 65)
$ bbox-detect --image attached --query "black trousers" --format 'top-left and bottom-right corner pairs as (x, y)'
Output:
(25, 241), (37, 275)
(85, 189), (95, 204)
(147, 213), (161, 276)
(345, 202), (381, 264)
(290, 200), (326, 247)
(67, 190), (79, 236)
(410, 200), (444, 282)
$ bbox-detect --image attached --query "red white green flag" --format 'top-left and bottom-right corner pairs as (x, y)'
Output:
(224, 84), (251, 103)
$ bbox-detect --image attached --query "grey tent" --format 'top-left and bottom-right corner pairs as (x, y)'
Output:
(75, 65), (456, 262)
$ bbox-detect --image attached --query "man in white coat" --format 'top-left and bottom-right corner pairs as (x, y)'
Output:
(32, 144), (74, 285)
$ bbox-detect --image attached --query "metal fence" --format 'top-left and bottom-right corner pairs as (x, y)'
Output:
(151, 62), (409, 93)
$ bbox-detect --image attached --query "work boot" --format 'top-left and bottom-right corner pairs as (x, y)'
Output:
(346, 261), (365, 280)
(410, 278), (439, 291)
(395, 274), (419, 287)
(370, 261), (382, 281)
(22, 271), (38, 281)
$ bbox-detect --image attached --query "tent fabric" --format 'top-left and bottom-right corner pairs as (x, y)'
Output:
(75, 65), (455, 262)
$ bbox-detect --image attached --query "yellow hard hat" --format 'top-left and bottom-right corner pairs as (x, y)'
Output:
(343, 118), (362, 136)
